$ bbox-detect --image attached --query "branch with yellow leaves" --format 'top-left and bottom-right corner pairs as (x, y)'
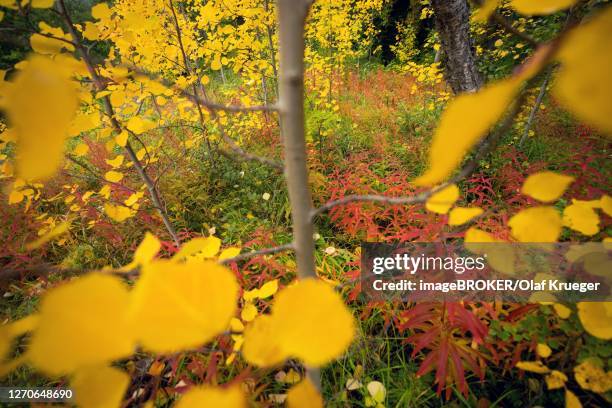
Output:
(164, 0), (282, 170)
(56, 0), (180, 246)
(0, 243), (295, 284)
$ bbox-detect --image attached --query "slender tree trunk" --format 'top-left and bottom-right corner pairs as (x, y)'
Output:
(277, 0), (316, 281)
(431, 0), (482, 93)
(277, 0), (320, 387)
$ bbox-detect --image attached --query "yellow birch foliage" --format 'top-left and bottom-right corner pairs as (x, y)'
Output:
(415, 79), (520, 186)
(128, 260), (238, 353)
(28, 274), (135, 375)
(554, 7), (612, 136)
(243, 279), (355, 367)
(0, 56), (77, 180)
(175, 385), (246, 408)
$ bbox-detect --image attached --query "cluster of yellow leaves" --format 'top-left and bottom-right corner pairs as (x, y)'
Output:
(516, 356), (612, 408)
(0, 56), (77, 180)
(243, 278), (355, 367)
(424, 184), (484, 226)
(0, 233), (355, 406)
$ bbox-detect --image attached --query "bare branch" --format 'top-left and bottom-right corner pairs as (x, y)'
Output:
(519, 66), (554, 146)
(470, 0), (538, 47)
(219, 243), (295, 264)
(489, 12), (539, 47)
(182, 92), (279, 113)
(128, 66), (278, 113)
(0, 243), (295, 284)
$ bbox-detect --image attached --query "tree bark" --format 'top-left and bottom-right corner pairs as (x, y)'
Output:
(277, 0), (316, 281)
(431, 0), (482, 94)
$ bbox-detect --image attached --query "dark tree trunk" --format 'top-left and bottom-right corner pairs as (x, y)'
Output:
(431, 0), (482, 94)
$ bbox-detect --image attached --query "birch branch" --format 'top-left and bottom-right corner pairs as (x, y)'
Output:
(57, 0), (180, 246)
(519, 67), (553, 147)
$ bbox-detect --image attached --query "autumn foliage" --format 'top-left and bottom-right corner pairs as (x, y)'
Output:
(0, 0), (611, 407)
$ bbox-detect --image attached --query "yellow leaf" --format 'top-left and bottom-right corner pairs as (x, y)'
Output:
(464, 228), (516, 274)
(511, 0), (577, 15)
(30, 33), (72, 54)
(521, 171), (574, 202)
(175, 385), (245, 408)
(28, 274), (134, 375)
(71, 366), (129, 408)
(132, 232), (161, 266)
(367, 381), (386, 403)
(577, 302), (612, 340)
(124, 191), (143, 207)
(126, 117), (154, 135)
(82, 22), (101, 41)
(6, 315), (39, 337)
(128, 260), (238, 353)
(1, 56), (77, 180)
(8, 190), (24, 205)
(104, 203), (133, 222)
(229, 317), (244, 333)
(415, 79), (519, 186)
(241, 302), (258, 322)
(30, 0), (54, 8)
(465, 227), (499, 243)
(70, 112), (97, 135)
(516, 361), (550, 374)
(553, 303), (572, 319)
(574, 360), (612, 393)
(115, 131), (128, 147)
(563, 201), (600, 236)
(219, 247), (241, 260)
(258, 279), (279, 299)
(284, 369), (301, 384)
(448, 207), (483, 226)
(211, 56), (222, 71)
(273, 279), (355, 366)
(172, 236), (221, 261)
(104, 170), (123, 183)
(73, 143), (89, 157)
(565, 389), (582, 408)
(242, 315), (287, 367)
(509, 207), (561, 242)
(105, 155), (124, 168)
(472, 0), (499, 23)
(537, 343), (552, 358)
(25, 221), (70, 250)
(287, 379), (323, 408)
(600, 195), (612, 217)
(546, 370), (568, 390)
(425, 184), (459, 214)
(554, 7), (612, 136)
(91, 3), (112, 20)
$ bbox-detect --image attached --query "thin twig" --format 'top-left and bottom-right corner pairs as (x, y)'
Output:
(219, 243), (295, 264)
(519, 66), (554, 147)
(129, 66), (277, 113)
(0, 243), (295, 284)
